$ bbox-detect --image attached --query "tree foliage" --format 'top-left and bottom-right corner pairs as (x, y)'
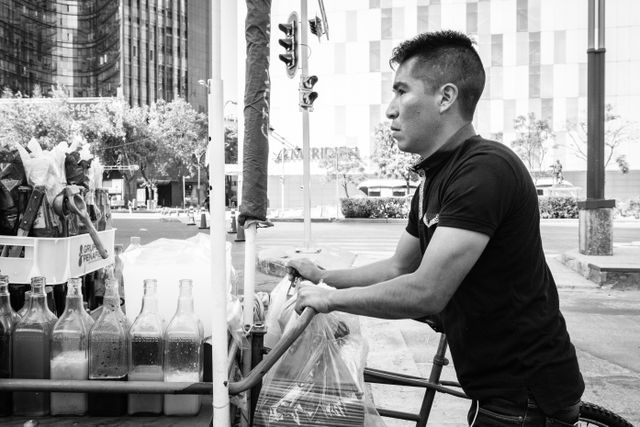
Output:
(319, 147), (365, 198)
(370, 122), (421, 192)
(0, 87), (212, 203)
(567, 104), (637, 174)
(0, 85), (73, 149)
(511, 113), (554, 174)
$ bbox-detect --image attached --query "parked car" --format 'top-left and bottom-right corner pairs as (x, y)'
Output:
(357, 179), (419, 197)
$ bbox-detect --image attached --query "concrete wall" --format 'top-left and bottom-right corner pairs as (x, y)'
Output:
(563, 170), (640, 201)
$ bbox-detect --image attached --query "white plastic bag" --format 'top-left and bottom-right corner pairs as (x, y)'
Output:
(14, 140), (65, 202)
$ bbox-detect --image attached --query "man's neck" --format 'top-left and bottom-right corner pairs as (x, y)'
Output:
(421, 120), (474, 158)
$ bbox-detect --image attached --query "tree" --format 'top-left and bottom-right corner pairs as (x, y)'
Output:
(567, 104), (637, 174)
(370, 122), (421, 193)
(511, 113), (554, 176)
(0, 86), (73, 149)
(319, 147), (365, 198)
(88, 97), (207, 204)
(87, 100), (155, 203)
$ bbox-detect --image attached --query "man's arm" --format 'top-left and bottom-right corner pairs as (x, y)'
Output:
(296, 226), (489, 318)
(288, 230), (422, 289)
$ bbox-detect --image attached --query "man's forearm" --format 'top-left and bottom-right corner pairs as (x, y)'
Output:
(327, 273), (440, 318)
(321, 258), (407, 289)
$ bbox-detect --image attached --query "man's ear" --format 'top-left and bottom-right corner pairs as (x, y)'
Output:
(439, 83), (458, 114)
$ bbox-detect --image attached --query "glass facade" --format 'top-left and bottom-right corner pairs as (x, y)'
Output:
(0, 0), (189, 106)
(0, 0), (57, 95)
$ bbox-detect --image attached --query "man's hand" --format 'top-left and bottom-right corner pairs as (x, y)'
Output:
(295, 281), (333, 314)
(286, 258), (325, 283)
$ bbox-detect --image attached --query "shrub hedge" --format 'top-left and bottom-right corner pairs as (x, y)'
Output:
(537, 196), (579, 219)
(341, 196), (586, 220)
(341, 197), (410, 219)
(615, 198), (640, 219)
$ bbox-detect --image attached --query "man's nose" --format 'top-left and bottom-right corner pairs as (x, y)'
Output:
(385, 101), (398, 120)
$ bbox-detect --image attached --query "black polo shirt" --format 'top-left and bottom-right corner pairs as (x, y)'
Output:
(406, 131), (584, 414)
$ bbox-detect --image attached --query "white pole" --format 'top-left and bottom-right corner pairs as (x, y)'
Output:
(335, 149), (339, 219)
(210, 1), (230, 426)
(182, 175), (186, 209)
(281, 152), (285, 216)
(300, 0), (312, 249)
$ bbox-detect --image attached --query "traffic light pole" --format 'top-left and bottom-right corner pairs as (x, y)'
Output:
(300, 0), (313, 250)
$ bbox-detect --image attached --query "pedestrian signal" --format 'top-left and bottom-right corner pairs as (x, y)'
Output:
(299, 75), (318, 111)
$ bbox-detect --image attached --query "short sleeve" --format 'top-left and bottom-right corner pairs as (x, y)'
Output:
(405, 187), (420, 238)
(437, 153), (519, 237)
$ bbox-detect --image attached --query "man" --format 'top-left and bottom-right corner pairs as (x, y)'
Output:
(289, 30), (584, 426)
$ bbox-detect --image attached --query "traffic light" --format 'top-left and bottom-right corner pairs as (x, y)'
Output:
(278, 12), (298, 79)
(309, 16), (324, 40)
(299, 75), (318, 111)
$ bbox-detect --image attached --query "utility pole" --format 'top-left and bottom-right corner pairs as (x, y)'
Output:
(300, 0), (312, 249)
(578, 0), (615, 255)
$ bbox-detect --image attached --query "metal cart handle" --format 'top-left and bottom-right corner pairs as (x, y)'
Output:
(228, 306), (317, 395)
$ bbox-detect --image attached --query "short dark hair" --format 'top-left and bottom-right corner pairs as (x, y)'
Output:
(389, 30), (485, 120)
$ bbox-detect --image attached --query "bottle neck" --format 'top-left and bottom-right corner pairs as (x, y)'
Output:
(141, 295), (159, 313)
(103, 278), (121, 310)
(0, 294), (12, 315)
(26, 292), (48, 313)
(176, 296), (194, 314)
(65, 294), (85, 312)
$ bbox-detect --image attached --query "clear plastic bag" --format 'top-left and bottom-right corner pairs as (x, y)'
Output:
(263, 276), (294, 349)
(255, 288), (384, 427)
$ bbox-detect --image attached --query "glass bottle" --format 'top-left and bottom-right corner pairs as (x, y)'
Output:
(17, 291), (31, 318)
(0, 275), (19, 325)
(0, 275), (18, 416)
(125, 236), (142, 252)
(114, 244), (126, 313)
(12, 276), (58, 416)
(88, 275), (130, 416)
(163, 279), (203, 416)
(128, 279), (164, 415)
(50, 278), (89, 415)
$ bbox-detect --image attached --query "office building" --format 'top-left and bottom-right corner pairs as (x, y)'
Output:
(0, 0), (190, 106)
(266, 0), (640, 208)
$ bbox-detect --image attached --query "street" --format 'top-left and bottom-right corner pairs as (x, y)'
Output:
(112, 215), (640, 424)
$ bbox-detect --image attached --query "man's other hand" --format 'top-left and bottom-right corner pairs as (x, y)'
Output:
(295, 281), (332, 314)
(286, 258), (325, 283)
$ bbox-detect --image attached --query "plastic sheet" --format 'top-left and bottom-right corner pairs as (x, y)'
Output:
(255, 285), (384, 427)
(121, 234), (240, 339)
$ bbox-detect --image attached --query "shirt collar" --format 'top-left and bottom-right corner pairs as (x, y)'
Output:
(411, 123), (477, 174)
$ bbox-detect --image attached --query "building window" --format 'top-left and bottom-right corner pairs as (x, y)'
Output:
(554, 31), (566, 64)
(363, 39), (377, 74)
(529, 31), (540, 65)
(417, 6), (428, 32)
(491, 34), (502, 67)
(381, 8), (392, 39)
(466, 2), (478, 34)
(541, 98), (553, 126)
(346, 11), (357, 42)
(517, 0), (528, 32)
(529, 65), (540, 98)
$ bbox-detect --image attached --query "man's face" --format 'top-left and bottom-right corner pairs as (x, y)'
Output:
(385, 57), (442, 158)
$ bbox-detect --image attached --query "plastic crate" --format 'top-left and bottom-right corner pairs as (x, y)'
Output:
(0, 228), (115, 285)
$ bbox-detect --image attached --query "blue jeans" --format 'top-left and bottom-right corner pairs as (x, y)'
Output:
(467, 397), (580, 426)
